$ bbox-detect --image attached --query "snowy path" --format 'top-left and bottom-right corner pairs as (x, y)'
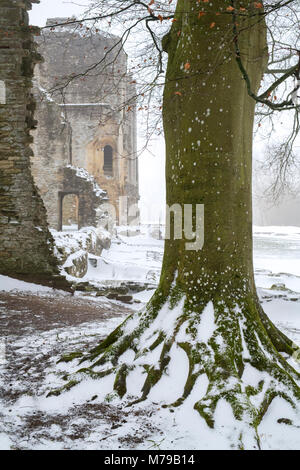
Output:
(0, 292), (158, 450)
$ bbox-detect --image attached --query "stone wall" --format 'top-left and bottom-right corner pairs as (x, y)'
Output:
(52, 227), (111, 279)
(60, 166), (108, 230)
(30, 86), (71, 229)
(62, 194), (78, 227)
(0, 0), (62, 281)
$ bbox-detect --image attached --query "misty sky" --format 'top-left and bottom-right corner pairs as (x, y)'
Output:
(30, 0), (90, 27)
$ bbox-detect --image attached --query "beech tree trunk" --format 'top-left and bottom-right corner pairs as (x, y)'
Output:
(161, 0), (264, 311)
(157, 0), (297, 350)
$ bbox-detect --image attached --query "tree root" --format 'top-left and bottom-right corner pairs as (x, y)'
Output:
(49, 291), (300, 446)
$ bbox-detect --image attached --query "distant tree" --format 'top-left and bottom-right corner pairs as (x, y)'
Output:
(47, 1), (300, 448)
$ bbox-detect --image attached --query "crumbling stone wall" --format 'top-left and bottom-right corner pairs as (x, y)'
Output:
(59, 166), (108, 231)
(0, 0), (60, 279)
(62, 194), (78, 227)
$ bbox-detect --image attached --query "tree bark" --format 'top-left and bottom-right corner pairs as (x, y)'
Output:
(161, 0), (264, 307)
(160, 0), (295, 353)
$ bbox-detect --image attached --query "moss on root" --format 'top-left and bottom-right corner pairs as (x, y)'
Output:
(50, 288), (300, 448)
(47, 379), (79, 397)
(57, 352), (83, 364)
(114, 364), (129, 398)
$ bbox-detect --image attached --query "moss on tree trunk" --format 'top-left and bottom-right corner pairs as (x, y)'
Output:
(159, 0), (294, 354)
(161, 0), (265, 309)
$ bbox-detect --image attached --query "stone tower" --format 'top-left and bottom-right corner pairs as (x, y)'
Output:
(31, 18), (139, 231)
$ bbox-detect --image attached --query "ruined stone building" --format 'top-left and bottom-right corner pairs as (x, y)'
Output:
(31, 18), (139, 231)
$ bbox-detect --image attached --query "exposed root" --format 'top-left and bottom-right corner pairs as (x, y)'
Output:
(49, 288), (300, 446)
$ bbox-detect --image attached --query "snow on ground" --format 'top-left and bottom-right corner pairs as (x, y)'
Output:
(0, 275), (68, 296)
(254, 225), (300, 278)
(253, 226), (300, 350)
(0, 225), (300, 449)
(81, 225), (163, 288)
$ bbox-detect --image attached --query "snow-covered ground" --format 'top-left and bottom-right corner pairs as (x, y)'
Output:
(82, 225), (163, 286)
(0, 225), (299, 450)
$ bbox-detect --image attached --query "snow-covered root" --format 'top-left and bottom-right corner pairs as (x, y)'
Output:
(49, 289), (300, 448)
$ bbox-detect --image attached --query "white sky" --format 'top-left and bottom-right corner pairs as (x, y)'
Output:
(29, 0), (166, 224)
(30, 0), (90, 27)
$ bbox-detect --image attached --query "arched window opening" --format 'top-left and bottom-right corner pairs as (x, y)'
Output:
(62, 193), (79, 231)
(103, 145), (113, 175)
